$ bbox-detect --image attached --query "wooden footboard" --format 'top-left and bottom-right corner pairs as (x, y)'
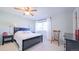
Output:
(22, 35), (43, 51)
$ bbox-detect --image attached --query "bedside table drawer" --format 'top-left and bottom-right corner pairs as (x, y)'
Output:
(2, 35), (13, 45)
(4, 38), (12, 41)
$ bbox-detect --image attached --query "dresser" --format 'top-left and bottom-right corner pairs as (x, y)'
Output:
(64, 33), (79, 51)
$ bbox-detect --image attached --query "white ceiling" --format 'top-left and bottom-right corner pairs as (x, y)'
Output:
(0, 7), (75, 20)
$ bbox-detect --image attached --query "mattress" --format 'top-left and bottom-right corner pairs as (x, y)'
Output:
(14, 31), (42, 51)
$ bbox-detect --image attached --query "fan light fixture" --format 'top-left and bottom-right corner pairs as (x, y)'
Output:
(15, 7), (37, 16)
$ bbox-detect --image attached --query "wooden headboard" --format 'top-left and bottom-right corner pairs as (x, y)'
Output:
(14, 27), (30, 34)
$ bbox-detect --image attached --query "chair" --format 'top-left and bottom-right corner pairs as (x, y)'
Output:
(51, 30), (60, 46)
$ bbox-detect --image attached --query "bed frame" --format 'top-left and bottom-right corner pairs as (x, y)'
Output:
(13, 27), (43, 51)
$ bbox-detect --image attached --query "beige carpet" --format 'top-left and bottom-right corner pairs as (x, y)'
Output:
(0, 40), (64, 51)
(0, 42), (18, 51)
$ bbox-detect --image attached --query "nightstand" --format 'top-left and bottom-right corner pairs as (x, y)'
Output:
(2, 35), (13, 45)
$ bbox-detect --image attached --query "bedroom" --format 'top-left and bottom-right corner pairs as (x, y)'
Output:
(0, 7), (78, 51)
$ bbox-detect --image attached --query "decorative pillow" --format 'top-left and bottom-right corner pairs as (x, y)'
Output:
(2, 32), (8, 36)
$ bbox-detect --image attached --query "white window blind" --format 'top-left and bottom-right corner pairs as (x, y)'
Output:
(35, 21), (48, 32)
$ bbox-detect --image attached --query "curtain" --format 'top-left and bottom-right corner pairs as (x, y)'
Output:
(46, 17), (52, 40)
(35, 17), (52, 41)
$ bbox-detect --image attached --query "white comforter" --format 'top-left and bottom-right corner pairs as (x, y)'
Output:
(14, 31), (42, 51)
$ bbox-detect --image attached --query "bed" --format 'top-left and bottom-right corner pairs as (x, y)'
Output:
(13, 27), (43, 51)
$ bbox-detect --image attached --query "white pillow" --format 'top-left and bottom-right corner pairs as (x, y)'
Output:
(15, 31), (32, 34)
(23, 31), (32, 33)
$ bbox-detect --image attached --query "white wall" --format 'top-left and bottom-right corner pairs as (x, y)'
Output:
(51, 12), (73, 41)
(0, 10), (35, 44)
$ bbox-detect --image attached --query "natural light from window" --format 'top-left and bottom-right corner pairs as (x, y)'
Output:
(35, 21), (48, 32)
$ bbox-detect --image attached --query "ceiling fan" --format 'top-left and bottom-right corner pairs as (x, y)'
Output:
(14, 7), (37, 16)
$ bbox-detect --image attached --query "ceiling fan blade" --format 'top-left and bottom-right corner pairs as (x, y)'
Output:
(27, 7), (30, 10)
(29, 12), (33, 16)
(24, 7), (28, 11)
(31, 13), (34, 16)
(15, 7), (22, 10)
(28, 7), (32, 10)
(15, 7), (25, 11)
(31, 10), (37, 11)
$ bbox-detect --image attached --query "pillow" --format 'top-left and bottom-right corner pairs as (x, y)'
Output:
(2, 32), (8, 36)
(15, 31), (32, 35)
(23, 31), (32, 33)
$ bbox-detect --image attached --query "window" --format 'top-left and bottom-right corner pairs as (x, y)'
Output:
(35, 21), (48, 32)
